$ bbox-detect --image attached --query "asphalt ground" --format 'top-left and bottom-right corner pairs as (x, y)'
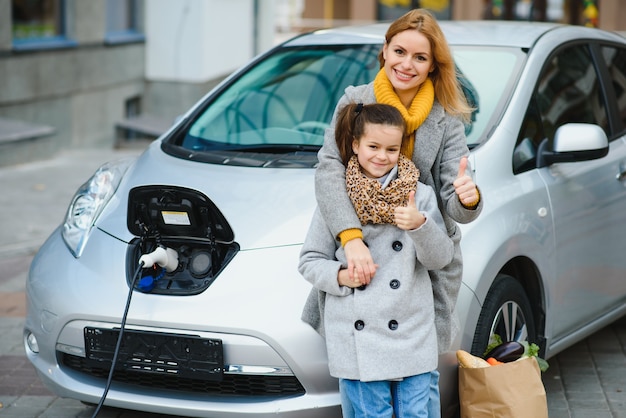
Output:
(0, 147), (625, 417)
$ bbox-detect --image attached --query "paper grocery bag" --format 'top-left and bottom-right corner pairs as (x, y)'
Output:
(458, 357), (548, 418)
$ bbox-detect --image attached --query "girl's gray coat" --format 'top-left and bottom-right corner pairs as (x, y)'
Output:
(303, 82), (483, 353)
(299, 183), (454, 382)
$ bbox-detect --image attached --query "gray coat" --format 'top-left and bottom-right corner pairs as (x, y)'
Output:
(299, 182), (454, 382)
(303, 82), (483, 353)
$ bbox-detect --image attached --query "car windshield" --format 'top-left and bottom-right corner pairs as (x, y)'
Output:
(164, 42), (524, 166)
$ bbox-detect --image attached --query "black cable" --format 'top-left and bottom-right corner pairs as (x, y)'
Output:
(90, 261), (144, 418)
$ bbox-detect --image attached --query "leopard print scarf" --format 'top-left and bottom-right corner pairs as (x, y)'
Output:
(346, 154), (420, 226)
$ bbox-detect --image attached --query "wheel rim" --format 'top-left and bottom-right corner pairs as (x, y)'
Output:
(489, 300), (528, 342)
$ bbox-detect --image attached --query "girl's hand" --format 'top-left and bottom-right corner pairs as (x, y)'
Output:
(344, 238), (377, 285)
(394, 190), (425, 230)
(454, 157), (479, 207)
(337, 268), (363, 288)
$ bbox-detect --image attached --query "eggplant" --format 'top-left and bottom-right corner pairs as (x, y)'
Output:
(484, 341), (525, 362)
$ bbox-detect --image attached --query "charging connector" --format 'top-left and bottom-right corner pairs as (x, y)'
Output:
(139, 246), (179, 272)
(137, 246), (179, 293)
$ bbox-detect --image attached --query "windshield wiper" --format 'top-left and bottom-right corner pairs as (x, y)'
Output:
(224, 144), (320, 153)
(162, 142), (320, 167)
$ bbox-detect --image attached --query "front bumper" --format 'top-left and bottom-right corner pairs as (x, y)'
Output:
(25, 227), (340, 417)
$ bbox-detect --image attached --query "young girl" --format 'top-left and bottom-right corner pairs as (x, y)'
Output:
(298, 102), (454, 418)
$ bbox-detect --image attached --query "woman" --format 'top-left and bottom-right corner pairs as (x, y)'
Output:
(301, 8), (482, 417)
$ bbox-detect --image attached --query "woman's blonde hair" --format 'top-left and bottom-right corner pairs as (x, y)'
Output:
(378, 9), (473, 120)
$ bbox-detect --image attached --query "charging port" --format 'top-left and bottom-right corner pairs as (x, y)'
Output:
(126, 185), (239, 295)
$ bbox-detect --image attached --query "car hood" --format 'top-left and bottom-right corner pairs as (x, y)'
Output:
(95, 143), (318, 251)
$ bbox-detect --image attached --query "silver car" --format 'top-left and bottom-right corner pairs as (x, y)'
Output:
(25, 20), (626, 417)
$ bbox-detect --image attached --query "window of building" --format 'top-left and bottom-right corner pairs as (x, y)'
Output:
(377, 0), (451, 21)
(105, 0), (144, 44)
(484, 0), (567, 22)
(11, 0), (75, 50)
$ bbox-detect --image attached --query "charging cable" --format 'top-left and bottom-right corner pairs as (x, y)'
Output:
(90, 261), (143, 418)
(91, 246), (179, 417)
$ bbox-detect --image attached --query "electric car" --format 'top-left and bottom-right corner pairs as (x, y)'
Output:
(25, 21), (626, 417)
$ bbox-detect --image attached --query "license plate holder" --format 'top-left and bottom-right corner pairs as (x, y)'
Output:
(84, 327), (224, 381)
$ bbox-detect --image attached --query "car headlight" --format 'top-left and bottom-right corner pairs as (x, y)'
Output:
(62, 157), (135, 257)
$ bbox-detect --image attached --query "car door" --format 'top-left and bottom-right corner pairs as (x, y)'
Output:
(526, 41), (626, 342)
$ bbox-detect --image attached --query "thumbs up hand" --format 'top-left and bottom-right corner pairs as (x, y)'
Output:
(394, 190), (426, 230)
(453, 157), (479, 208)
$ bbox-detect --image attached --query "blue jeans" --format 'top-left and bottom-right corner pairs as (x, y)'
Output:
(339, 372), (432, 418)
(340, 370), (440, 418)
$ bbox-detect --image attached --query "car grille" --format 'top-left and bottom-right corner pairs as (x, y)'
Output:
(61, 353), (305, 397)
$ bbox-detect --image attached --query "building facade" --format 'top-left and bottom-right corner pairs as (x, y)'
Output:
(302, 0), (626, 31)
(0, 0), (274, 167)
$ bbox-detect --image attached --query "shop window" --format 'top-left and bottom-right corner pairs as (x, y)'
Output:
(105, 0), (144, 44)
(11, 0), (76, 50)
(484, 0), (566, 22)
(377, 0), (451, 21)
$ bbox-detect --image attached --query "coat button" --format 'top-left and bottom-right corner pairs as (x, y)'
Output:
(388, 320), (398, 330)
(389, 279), (400, 289)
(392, 241), (403, 251)
(357, 284), (367, 291)
(354, 320), (365, 331)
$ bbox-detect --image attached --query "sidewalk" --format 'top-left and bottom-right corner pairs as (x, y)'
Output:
(0, 147), (143, 259)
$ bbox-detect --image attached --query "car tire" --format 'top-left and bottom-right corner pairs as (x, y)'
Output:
(470, 274), (536, 357)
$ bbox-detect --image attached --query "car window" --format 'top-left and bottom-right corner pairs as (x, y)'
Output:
(181, 45), (380, 151)
(453, 47), (523, 147)
(514, 44), (609, 174)
(600, 45), (626, 136)
(165, 43), (523, 166)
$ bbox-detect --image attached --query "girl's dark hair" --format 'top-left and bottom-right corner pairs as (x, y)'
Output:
(335, 103), (406, 166)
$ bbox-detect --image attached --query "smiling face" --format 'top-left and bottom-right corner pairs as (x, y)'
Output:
(382, 29), (435, 107)
(352, 123), (404, 179)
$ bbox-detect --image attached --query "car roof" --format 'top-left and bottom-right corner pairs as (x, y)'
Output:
(284, 20), (623, 49)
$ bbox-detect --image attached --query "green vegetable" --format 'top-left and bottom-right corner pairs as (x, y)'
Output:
(520, 341), (550, 372)
(535, 357), (550, 372)
(483, 334), (503, 357)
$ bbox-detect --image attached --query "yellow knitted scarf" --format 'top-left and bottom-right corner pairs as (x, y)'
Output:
(373, 68), (434, 158)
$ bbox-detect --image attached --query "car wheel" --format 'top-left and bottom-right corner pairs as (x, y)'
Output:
(470, 274), (536, 357)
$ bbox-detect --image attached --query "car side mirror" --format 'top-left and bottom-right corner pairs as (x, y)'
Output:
(536, 123), (609, 168)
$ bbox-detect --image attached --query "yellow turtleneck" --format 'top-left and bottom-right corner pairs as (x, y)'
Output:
(373, 68), (435, 159)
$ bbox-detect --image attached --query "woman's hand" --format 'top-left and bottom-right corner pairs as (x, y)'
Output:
(344, 238), (377, 285)
(453, 156), (480, 207)
(394, 190), (425, 230)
